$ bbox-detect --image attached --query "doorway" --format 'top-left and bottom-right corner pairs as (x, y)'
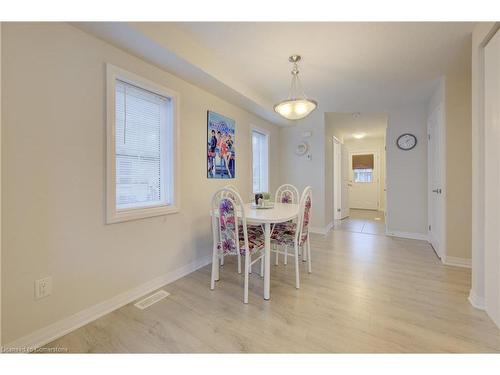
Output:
(348, 151), (380, 210)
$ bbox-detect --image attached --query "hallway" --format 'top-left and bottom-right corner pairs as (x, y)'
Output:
(333, 209), (386, 235)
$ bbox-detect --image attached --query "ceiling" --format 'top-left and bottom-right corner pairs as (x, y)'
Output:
(325, 112), (388, 140)
(76, 22), (474, 125)
(176, 22), (473, 112)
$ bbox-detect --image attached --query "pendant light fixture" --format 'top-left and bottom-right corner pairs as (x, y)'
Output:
(273, 55), (317, 120)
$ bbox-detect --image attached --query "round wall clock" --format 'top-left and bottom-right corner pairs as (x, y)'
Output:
(396, 133), (417, 150)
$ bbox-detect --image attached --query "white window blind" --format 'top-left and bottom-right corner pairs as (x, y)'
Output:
(115, 80), (170, 210)
(353, 169), (374, 183)
(252, 130), (269, 193)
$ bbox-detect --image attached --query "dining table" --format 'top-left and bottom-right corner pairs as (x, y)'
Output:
(212, 202), (300, 300)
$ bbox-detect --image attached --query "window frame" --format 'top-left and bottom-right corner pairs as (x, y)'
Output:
(250, 126), (270, 193)
(106, 64), (180, 224)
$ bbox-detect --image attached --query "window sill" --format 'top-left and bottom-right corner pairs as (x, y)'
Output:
(106, 204), (180, 224)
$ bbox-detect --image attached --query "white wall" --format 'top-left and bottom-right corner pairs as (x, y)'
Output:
(386, 102), (429, 237)
(0, 21), (3, 346)
(1, 23), (281, 345)
(444, 42), (472, 261)
(344, 137), (386, 212)
(471, 22), (499, 311)
(279, 111), (325, 231)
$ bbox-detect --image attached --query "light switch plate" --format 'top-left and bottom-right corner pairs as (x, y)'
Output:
(35, 277), (52, 299)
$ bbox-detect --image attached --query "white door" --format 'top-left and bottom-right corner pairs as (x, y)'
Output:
(333, 138), (342, 220)
(484, 28), (500, 327)
(348, 151), (379, 210)
(427, 104), (444, 259)
(340, 145), (350, 218)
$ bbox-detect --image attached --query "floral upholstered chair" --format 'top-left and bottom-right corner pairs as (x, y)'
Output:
(272, 184), (300, 265)
(210, 187), (265, 303)
(270, 186), (312, 289)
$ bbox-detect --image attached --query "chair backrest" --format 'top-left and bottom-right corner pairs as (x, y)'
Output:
(211, 187), (249, 256)
(222, 185), (239, 201)
(275, 184), (300, 204)
(297, 186), (312, 246)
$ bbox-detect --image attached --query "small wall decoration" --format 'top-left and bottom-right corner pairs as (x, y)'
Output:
(207, 111), (236, 179)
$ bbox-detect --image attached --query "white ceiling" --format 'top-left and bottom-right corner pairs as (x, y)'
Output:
(76, 22), (474, 125)
(176, 22), (474, 113)
(325, 112), (388, 140)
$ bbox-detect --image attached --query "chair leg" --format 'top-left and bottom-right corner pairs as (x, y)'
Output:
(249, 254), (252, 274)
(275, 244), (279, 265)
(302, 242), (307, 262)
(260, 257), (264, 277)
(237, 252), (241, 274)
(211, 245), (219, 290)
(294, 243), (300, 289)
(221, 253), (224, 266)
(284, 245), (288, 265)
(244, 254), (249, 304)
(307, 236), (312, 273)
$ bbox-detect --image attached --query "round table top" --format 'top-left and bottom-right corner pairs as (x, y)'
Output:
(211, 202), (300, 224)
(241, 202), (300, 224)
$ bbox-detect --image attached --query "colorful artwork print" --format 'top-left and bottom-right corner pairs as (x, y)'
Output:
(207, 111), (236, 179)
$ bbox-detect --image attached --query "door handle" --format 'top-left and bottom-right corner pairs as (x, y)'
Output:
(432, 188), (442, 194)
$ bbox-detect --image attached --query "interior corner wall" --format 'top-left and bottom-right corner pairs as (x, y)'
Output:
(445, 40), (472, 261)
(471, 22), (499, 310)
(386, 102), (429, 236)
(1, 22), (281, 345)
(279, 110), (326, 230)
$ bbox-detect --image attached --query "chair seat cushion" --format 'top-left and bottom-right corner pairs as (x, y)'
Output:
(273, 221), (296, 232)
(271, 223), (308, 246)
(218, 225), (265, 256)
(239, 225), (265, 255)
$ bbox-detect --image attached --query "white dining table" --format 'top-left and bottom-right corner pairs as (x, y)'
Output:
(213, 202), (300, 300)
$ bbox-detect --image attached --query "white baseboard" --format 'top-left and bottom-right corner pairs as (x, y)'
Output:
(468, 289), (485, 310)
(4, 255), (212, 351)
(310, 221), (334, 235)
(443, 256), (472, 269)
(386, 231), (428, 241)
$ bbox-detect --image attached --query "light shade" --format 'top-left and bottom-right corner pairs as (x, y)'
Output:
(273, 98), (317, 120)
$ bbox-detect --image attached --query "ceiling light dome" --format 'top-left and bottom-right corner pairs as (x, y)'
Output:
(274, 55), (318, 121)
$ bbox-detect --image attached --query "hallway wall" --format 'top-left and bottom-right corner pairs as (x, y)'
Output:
(386, 102), (429, 238)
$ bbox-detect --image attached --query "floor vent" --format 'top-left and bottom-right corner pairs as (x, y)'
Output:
(134, 290), (170, 310)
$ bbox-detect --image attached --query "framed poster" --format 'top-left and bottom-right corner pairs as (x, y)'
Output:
(207, 111), (235, 179)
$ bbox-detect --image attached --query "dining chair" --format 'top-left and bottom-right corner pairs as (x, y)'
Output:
(210, 187), (266, 303)
(219, 185), (240, 268)
(273, 184), (300, 265)
(271, 186), (312, 289)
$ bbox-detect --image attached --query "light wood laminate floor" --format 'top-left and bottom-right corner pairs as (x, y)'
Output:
(46, 230), (500, 353)
(333, 209), (386, 235)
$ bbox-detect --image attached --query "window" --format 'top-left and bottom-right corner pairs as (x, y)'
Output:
(352, 154), (374, 183)
(353, 169), (374, 183)
(106, 65), (179, 223)
(252, 129), (269, 193)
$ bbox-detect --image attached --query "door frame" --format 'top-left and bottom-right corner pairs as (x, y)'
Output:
(348, 149), (380, 210)
(427, 102), (447, 261)
(332, 136), (342, 220)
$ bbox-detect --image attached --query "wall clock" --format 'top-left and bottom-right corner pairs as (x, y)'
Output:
(396, 133), (417, 151)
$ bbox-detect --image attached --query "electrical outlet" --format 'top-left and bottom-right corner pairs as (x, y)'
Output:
(35, 277), (52, 299)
